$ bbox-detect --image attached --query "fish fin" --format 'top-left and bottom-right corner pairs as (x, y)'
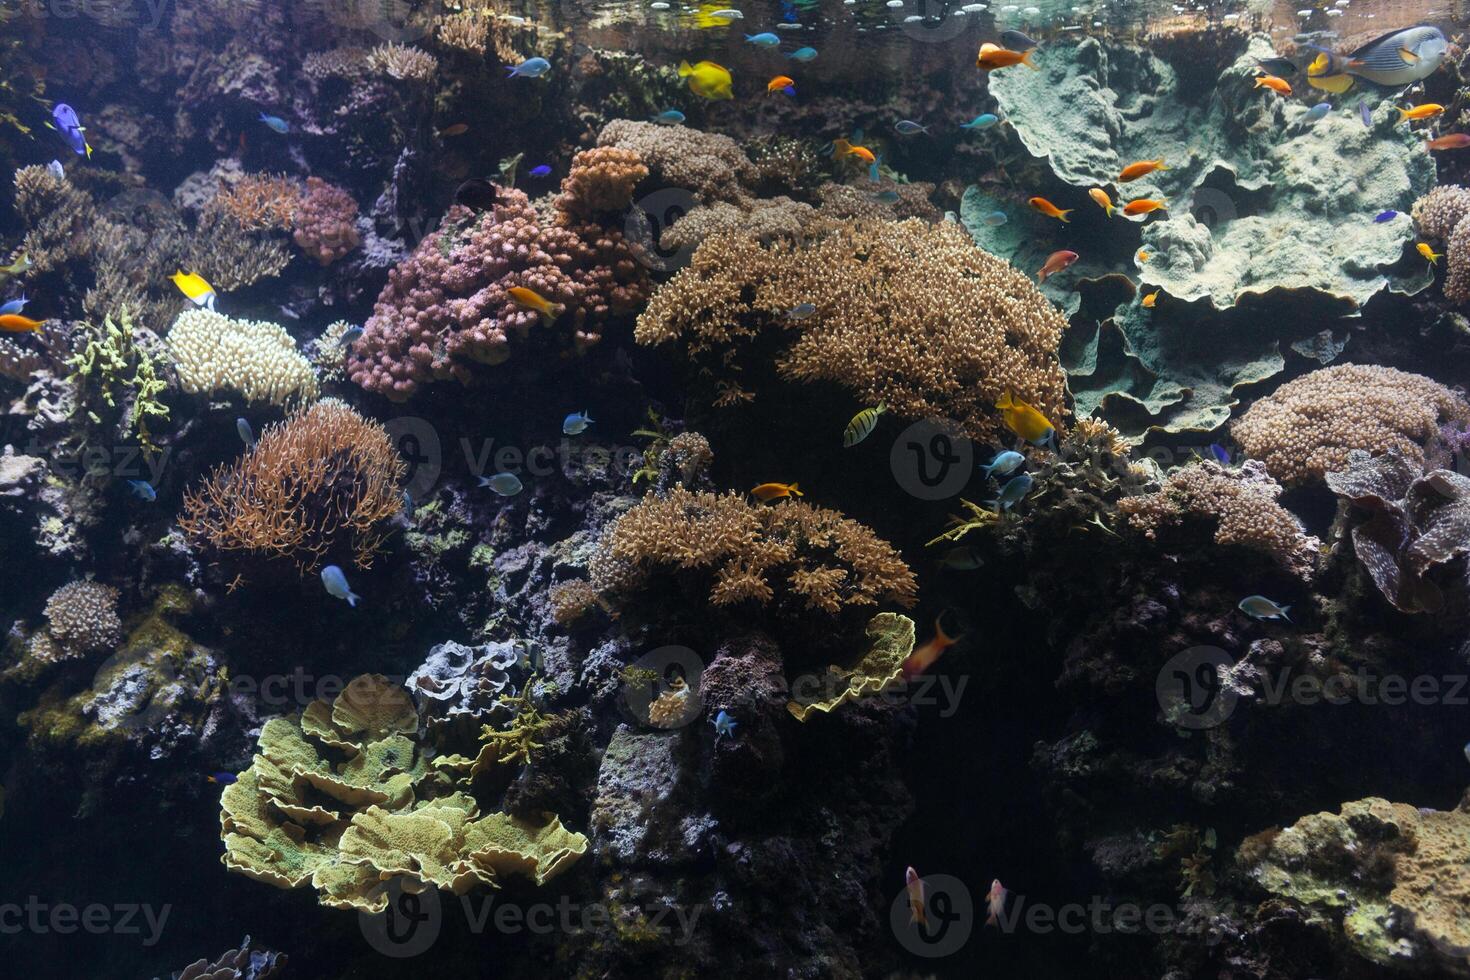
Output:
(1022, 49), (1038, 70)
(1401, 47), (1418, 63)
(789, 483), (802, 496)
(1059, 209), (1072, 223)
(932, 614), (960, 648)
(347, 592), (360, 608)
(678, 60), (693, 77)
(1281, 606), (1292, 622)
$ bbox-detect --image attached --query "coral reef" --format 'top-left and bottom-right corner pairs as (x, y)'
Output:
(556, 146), (648, 217)
(291, 177), (360, 266)
(178, 399), (405, 573)
(1413, 184), (1470, 303)
(41, 580), (122, 659)
(598, 119), (757, 203)
(65, 309), (171, 453)
(167, 308), (319, 406)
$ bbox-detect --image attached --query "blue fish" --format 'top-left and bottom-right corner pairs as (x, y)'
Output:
(652, 109), (686, 125)
(786, 47), (817, 62)
(979, 450), (1025, 479)
(236, 417), (256, 449)
(895, 120), (928, 135)
(46, 160), (64, 180)
(786, 303), (817, 320)
(1238, 594), (1290, 622)
(258, 112), (289, 134)
(563, 410), (594, 435)
(506, 57), (551, 78)
(980, 210), (1008, 227)
(711, 709), (738, 739)
(339, 325), (364, 347)
(1303, 102), (1331, 123)
(872, 190), (900, 204)
(127, 480), (156, 502)
(745, 32), (781, 45)
(868, 156), (882, 183)
(1360, 101), (1373, 127)
(402, 489), (416, 518)
(206, 771), (238, 785)
(0, 294), (27, 316)
(480, 472), (524, 496)
(49, 103), (91, 158)
(985, 473), (1034, 512)
(321, 564), (361, 607)
(1374, 209), (1400, 223)
(1209, 443), (1231, 465)
(961, 113), (1000, 130)
(528, 165), (553, 178)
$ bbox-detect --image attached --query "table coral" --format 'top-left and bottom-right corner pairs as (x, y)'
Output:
(349, 188), (651, 400)
(589, 487), (917, 614)
(167, 308), (319, 406)
(635, 219), (1069, 441)
(1233, 364), (1470, 486)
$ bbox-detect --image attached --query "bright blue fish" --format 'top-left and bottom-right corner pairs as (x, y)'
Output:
(480, 472), (524, 496)
(1374, 210), (1400, 222)
(529, 165), (553, 178)
(787, 46), (817, 62)
(979, 450), (1025, 479)
(563, 410), (594, 435)
(507, 57), (551, 78)
(652, 109), (687, 125)
(49, 103), (91, 158)
(0, 295), (27, 316)
(206, 772), (238, 785)
(868, 156), (882, 183)
(711, 710), (738, 739)
(985, 473), (1034, 512)
(258, 112), (289, 134)
(1303, 102), (1331, 123)
(321, 565), (361, 607)
(127, 480), (156, 502)
(745, 32), (780, 45)
(1209, 443), (1231, 464)
(961, 113), (1000, 130)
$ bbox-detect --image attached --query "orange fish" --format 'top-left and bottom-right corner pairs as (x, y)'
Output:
(1037, 249), (1078, 284)
(507, 285), (565, 323)
(438, 123), (470, 137)
(905, 867), (927, 928)
(977, 42), (1037, 71)
(751, 481), (802, 502)
(1255, 74), (1291, 96)
(0, 314), (43, 333)
(1089, 188), (1115, 217)
(1398, 104), (1444, 123)
(986, 879), (1008, 927)
(833, 139), (876, 164)
(1122, 198), (1167, 217)
(1427, 133), (1470, 150)
(1142, 290), (1159, 308)
(901, 616), (959, 678)
(1119, 158), (1167, 182)
(1136, 249), (1150, 263)
(1028, 196), (1072, 222)
(767, 75), (796, 94)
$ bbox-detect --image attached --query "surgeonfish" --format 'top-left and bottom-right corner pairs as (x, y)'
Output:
(1028, 196), (1071, 222)
(1343, 26), (1449, 87)
(986, 473), (1034, 512)
(563, 410), (593, 435)
(170, 271), (217, 311)
(506, 57), (552, 78)
(1238, 594), (1291, 621)
(1419, 242), (1443, 264)
(679, 60), (734, 100)
(321, 565), (361, 607)
(750, 481), (802, 502)
(126, 480), (156, 502)
(1119, 159), (1167, 182)
(901, 616), (960, 678)
(977, 43), (1037, 71)
(843, 404), (886, 447)
(905, 868), (928, 928)
(1037, 249), (1078, 284)
(507, 285), (566, 324)
(1089, 188), (1116, 217)
(980, 450), (1025, 479)
(48, 103), (91, 158)
(480, 472), (525, 496)
(997, 392), (1055, 446)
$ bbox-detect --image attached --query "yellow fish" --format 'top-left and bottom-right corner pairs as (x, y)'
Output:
(1308, 73), (1354, 94)
(507, 285), (566, 323)
(1142, 290), (1159, 308)
(1136, 249), (1150, 263)
(678, 60), (733, 100)
(1418, 242), (1443, 264)
(751, 481), (802, 502)
(1399, 103), (1445, 122)
(996, 392), (1055, 447)
(0, 254), (32, 277)
(843, 404), (886, 447)
(170, 271), (217, 311)
(1089, 188), (1115, 217)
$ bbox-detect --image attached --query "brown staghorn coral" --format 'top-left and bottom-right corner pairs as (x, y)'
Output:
(636, 219), (1069, 442)
(292, 177), (360, 266)
(659, 197), (816, 254)
(42, 580), (122, 657)
(211, 173), (302, 233)
(1232, 364), (1470, 486)
(178, 399), (406, 573)
(556, 146), (648, 218)
(598, 119), (758, 203)
(589, 487), (917, 615)
(815, 179), (942, 224)
(1118, 460), (1321, 579)
(366, 42), (438, 82)
(1412, 184), (1470, 303)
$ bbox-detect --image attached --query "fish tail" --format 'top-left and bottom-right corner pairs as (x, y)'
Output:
(1155, 159), (1168, 170)
(987, 910), (998, 927)
(1398, 106), (1411, 120)
(1022, 49), (1038, 70)
(789, 483), (802, 496)
(1281, 606), (1292, 622)
(1059, 209), (1072, 223)
(347, 592), (360, 608)
(678, 60), (694, 77)
(932, 614), (958, 648)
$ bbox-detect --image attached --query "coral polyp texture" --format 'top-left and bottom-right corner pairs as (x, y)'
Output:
(41, 580), (122, 657)
(167, 308), (320, 406)
(556, 146), (648, 217)
(219, 674), (587, 912)
(589, 487), (918, 614)
(1232, 364), (1470, 485)
(597, 119), (758, 203)
(1412, 184), (1470, 303)
(348, 187), (651, 400)
(178, 399), (406, 572)
(291, 177), (360, 265)
(635, 219), (1068, 439)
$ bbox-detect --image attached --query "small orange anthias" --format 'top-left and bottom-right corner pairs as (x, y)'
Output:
(901, 615), (960, 678)
(750, 481), (802, 502)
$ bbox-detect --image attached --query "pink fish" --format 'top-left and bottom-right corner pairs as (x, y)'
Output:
(986, 878), (1007, 927)
(1037, 250), (1078, 284)
(905, 867), (927, 927)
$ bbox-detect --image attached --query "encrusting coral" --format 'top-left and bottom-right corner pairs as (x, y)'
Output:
(220, 674), (588, 913)
(349, 187), (651, 400)
(179, 399), (406, 573)
(1118, 460), (1321, 580)
(1232, 364), (1470, 486)
(589, 487), (918, 614)
(636, 219), (1069, 441)
(167, 308), (319, 406)
(1412, 184), (1470, 303)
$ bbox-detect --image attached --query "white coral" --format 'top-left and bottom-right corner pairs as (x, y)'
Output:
(167, 308), (319, 406)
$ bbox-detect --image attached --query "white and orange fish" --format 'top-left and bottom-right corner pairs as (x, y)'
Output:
(901, 616), (960, 678)
(986, 879), (1008, 927)
(905, 867), (927, 928)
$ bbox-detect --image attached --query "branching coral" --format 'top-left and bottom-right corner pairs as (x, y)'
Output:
(1412, 184), (1470, 303)
(167, 308), (319, 406)
(589, 487), (918, 614)
(1118, 460), (1321, 579)
(598, 120), (758, 203)
(292, 177), (360, 266)
(635, 219), (1069, 442)
(1233, 364), (1470, 485)
(13, 164), (98, 273)
(659, 197), (816, 254)
(366, 42), (439, 82)
(65, 309), (171, 453)
(42, 580), (122, 657)
(211, 174), (302, 233)
(349, 188), (651, 400)
(556, 146), (648, 218)
(179, 399), (406, 572)
(220, 674), (588, 913)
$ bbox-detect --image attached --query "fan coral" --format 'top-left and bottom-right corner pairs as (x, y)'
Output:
(349, 188), (651, 401)
(1412, 184), (1470, 303)
(1232, 364), (1470, 486)
(1118, 460), (1321, 579)
(589, 487), (918, 614)
(42, 580), (122, 657)
(167, 308), (319, 406)
(220, 674), (588, 912)
(292, 177), (361, 266)
(557, 146), (648, 217)
(178, 399), (406, 572)
(635, 219), (1069, 442)
(598, 119), (758, 203)
(211, 174), (302, 233)
(365, 42), (439, 82)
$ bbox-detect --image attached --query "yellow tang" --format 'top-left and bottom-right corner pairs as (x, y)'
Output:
(679, 60), (734, 100)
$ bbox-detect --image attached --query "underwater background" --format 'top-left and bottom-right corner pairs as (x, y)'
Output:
(3, 0), (1470, 977)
